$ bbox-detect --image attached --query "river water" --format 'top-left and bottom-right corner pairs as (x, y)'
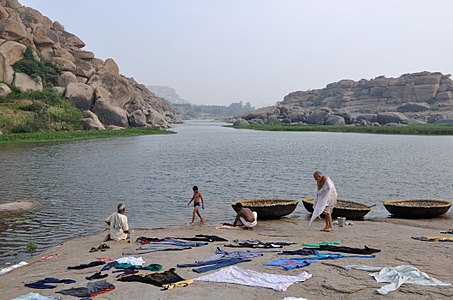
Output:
(0, 120), (452, 264)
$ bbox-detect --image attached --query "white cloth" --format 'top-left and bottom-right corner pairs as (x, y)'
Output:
(195, 265), (312, 292)
(240, 211), (258, 228)
(345, 265), (451, 295)
(12, 292), (60, 300)
(309, 177), (337, 226)
(0, 261), (28, 276)
(116, 256), (145, 266)
(105, 212), (129, 241)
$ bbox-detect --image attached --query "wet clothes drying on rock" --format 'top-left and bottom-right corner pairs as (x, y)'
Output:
(197, 247), (263, 262)
(177, 258), (252, 273)
(304, 245), (381, 254)
(117, 268), (188, 288)
(57, 280), (115, 298)
(266, 252), (376, 270)
(278, 249), (317, 256)
(177, 234), (228, 242)
(195, 266), (312, 292)
(24, 278), (76, 289)
(67, 261), (105, 270)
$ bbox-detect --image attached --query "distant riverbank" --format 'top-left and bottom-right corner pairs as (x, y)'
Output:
(0, 127), (175, 144)
(228, 124), (453, 135)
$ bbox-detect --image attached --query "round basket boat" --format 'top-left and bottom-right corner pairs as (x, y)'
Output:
(383, 199), (452, 218)
(231, 199), (299, 220)
(302, 198), (372, 220)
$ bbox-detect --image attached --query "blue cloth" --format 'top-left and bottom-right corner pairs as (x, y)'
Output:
(139, 238), (208, 248)
(25, 278), (76, 289)
(265, 253), (376, 270)
(177, 258), (252, 273)
(101, 261), (118, 271)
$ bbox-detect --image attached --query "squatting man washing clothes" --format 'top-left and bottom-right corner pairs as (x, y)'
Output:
(104, 203), (130, 241)
(233, 202), (258, 228)
(310, 170), (338, 232)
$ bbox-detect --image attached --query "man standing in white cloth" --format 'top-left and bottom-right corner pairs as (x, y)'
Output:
(310, 171), (337, 232)
(105, 203), (129, 241)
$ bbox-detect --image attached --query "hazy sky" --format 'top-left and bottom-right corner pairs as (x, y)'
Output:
(21, 0), (453, 107)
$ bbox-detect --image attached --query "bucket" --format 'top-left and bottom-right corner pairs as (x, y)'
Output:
(337, 217), (346, 227)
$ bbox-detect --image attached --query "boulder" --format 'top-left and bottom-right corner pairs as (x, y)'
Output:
(0, 18), (27, 41)
(0, 40), (26, 82)
(146, 109), (169, 128)
(0, 6), (9, 19)
(128, 110), (147, 127)
(52, 21), (64, 31)
(99, 73), (135, 107)
(385, 122), (404, 127)
(0, 82), (11, 96)
(13, 72), (43, 91)
(80, 110), (105, 130)
(92, 99), (128, 127)
(6, 0), (22, 9)
(412, 84), (438, 101)
(57, 71), (77, 87)
(74, 59), (95, 78)
(99, 58), (119, 75)
(61, 31), (85, 48)
(52, 57), (76, 72)
(427, 114), (446, 123)
(356, 114), (377, 123)
(52, 86), (65, 96)
(334, 112), (354, 124)
(105, 125), (125, 130)
(377, 112), (408, 125)
(64, 83), (94, 110)
(124, 96), (144, 113)
(325, 115), (345, 125)
(281, 118), (291, 124)
(396, 102), (430, 113)
(72, 50), (94, 61)
(305, 109), (331, 124)
(93, 85), (111, 101)
(233, 118), (249, 126)
(250, 118), (265, 124)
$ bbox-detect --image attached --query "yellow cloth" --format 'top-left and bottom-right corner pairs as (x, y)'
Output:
(162, 279), (193, 290)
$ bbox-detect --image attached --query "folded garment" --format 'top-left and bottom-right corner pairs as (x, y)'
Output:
(25, 277), (76, 289)
(57, 280), (115, 297)
(304, 245), (380, 254)
(67, 261), (105, 270)
(117, 268), (186, 287)
(195, 266), (312, 292)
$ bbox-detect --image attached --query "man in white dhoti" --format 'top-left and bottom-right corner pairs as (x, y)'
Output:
(105, 203), (129, 241)
(309, 171), (337, 232)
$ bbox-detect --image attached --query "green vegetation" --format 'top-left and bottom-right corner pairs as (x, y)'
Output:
(25, 238), (37, 253)
(228, 123), (453, 135)
(12, 47), (60, 87)
(0, 85), (83, 133)
(0, 127), (175, 144)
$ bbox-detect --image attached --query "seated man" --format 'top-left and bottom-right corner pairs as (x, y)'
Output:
(233, 203), (258, 228)
(105, 203), (129, 241)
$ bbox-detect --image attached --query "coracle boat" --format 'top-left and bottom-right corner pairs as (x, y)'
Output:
(383, 199), (452, 218)
(231, 199), (299, 220)
(302, 198), (372, 220)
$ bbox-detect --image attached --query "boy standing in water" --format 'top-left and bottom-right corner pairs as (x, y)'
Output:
(187, 186), (205, 224)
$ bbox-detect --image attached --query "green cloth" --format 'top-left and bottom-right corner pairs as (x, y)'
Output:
(115, 263), (162, 271)
(302, 241), (341, 247)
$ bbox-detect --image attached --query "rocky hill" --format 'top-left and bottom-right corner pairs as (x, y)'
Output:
(240, 71), (453, 126)
(147, 85), (189, 105)
(0, 0), (181, 131)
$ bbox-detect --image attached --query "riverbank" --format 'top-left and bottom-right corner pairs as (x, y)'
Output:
(228, 124), (453, 135)
(1, 216), (452, 299)
(0, 127), (175, 144)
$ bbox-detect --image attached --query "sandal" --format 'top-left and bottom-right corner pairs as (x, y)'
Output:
(89, 247), (99, 253)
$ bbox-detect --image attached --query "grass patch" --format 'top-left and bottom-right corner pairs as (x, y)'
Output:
(227, 124), (453, 135)
(0, 127), (175, 144)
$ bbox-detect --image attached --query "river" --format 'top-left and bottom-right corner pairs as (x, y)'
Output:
(0, 120), (452, 265)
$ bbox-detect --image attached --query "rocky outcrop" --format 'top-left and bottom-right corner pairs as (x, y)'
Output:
(242, 71), (453, 125)
(0, 82), (10, 96)
(0, 0), (181, 129)
(80, 110), (105, 130)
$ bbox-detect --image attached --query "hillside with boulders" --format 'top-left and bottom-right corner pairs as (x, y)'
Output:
(239, 71), (453, 127)
(0, 0), (181, 134)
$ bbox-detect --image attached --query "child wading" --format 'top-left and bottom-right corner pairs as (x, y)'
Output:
(187, 186), (205, 224)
